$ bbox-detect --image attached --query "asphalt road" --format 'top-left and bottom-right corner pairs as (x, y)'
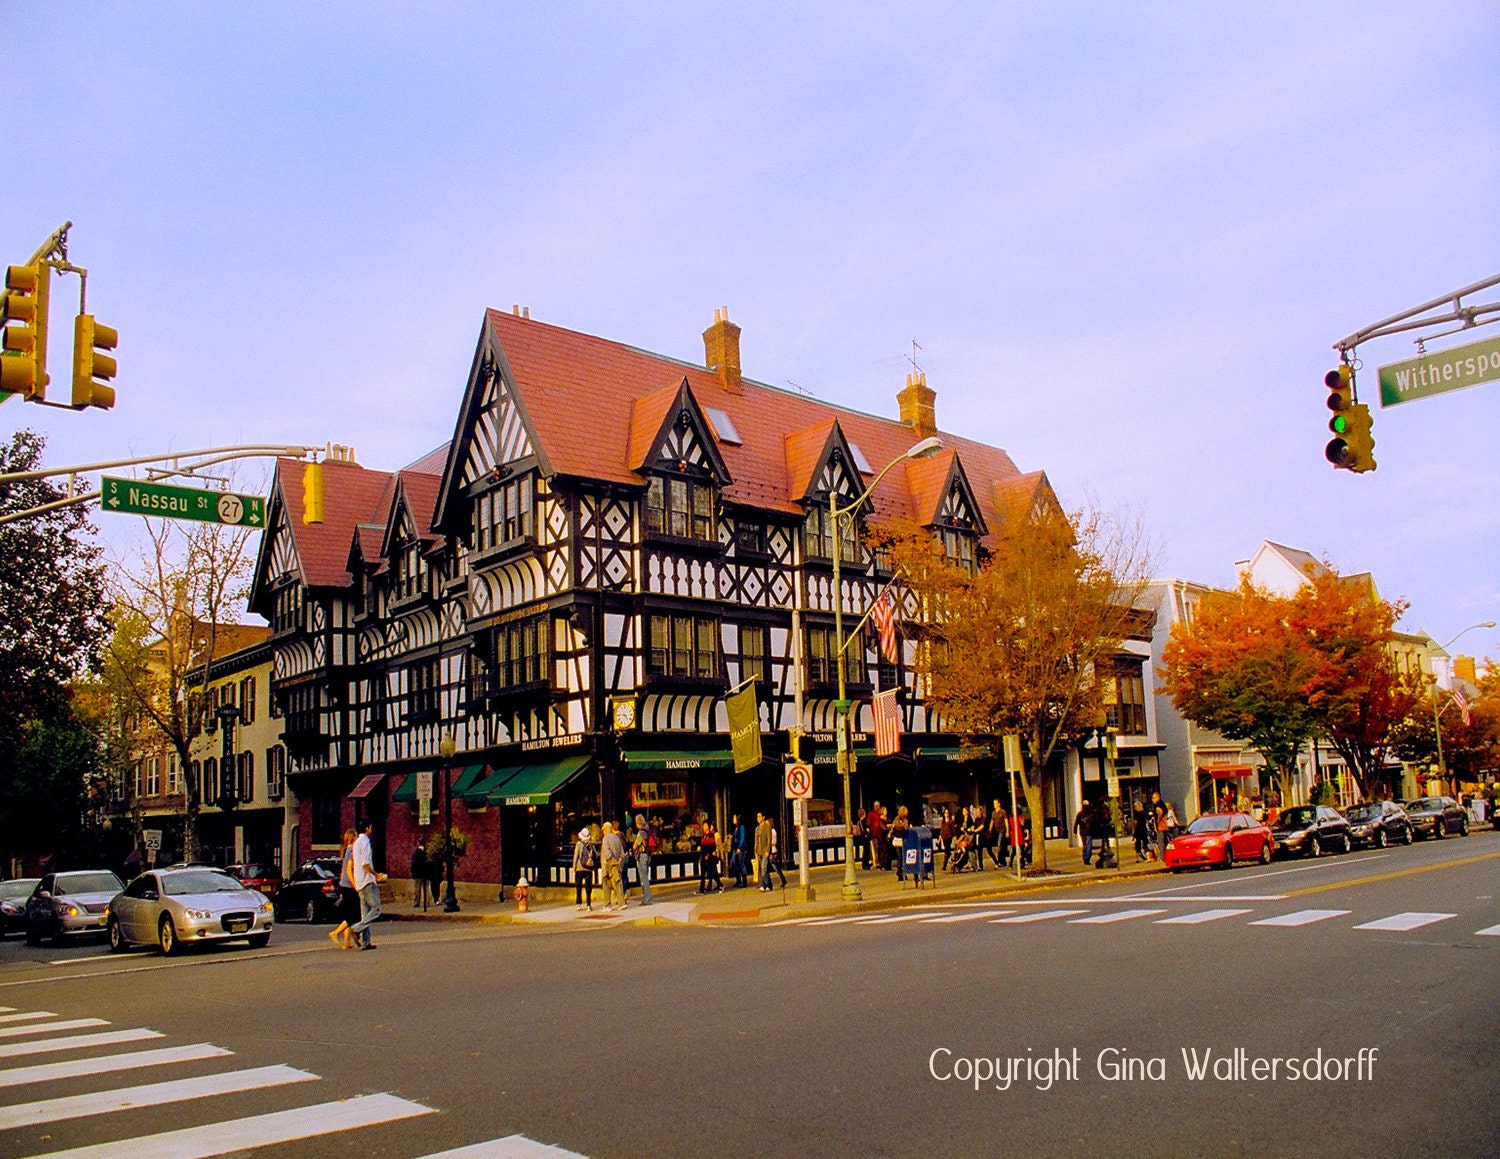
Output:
(0, 831), (1496, 1159)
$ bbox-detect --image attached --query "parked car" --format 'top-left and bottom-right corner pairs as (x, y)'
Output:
(1165, 812), (1274, 872)
(1270, 805), (1352, 858)
(1406, 796), (1469, 840)
(25, 871), (125, 945)
(225, 862), (283, 898)
(1343, 801), (1413, 848)
(272, 859), (343, 924)
(107, 867), (273, 955)
(0, 878), (40, 939)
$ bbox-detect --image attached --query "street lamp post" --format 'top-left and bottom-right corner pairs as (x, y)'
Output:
(830, 435), (943, 901)
(439, 733), (460, 913)
(1430, 621), (1495, 795)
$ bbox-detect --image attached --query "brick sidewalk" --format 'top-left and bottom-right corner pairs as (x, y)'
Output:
(391, 837), (1167, 928)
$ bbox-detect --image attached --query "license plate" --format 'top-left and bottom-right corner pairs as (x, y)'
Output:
(226, 920), (250, 934)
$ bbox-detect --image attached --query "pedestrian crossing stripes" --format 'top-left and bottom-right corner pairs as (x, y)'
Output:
(1353, 912), (1456, 932)
(1068, 908), (1166, 924)
(1249, 909), (1352, 927)
(773, 905), (1500, 936)
(0, 1008), (591, 1159)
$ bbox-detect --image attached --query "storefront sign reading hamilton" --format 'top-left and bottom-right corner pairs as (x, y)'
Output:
(813, 731), (869, 744)
(520, 733), (583, 752)
(101, 476), (266, 526)
(629, 782), (689, 809)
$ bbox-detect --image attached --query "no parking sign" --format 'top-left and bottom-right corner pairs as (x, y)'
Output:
(784, 762), (813, 800)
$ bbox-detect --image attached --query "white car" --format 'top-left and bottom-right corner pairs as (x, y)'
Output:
(107, 867), (273, 955)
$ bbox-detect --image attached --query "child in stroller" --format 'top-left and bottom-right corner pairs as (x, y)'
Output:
(947, 829), (975, 872)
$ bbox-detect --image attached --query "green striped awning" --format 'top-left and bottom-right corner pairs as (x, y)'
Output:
(490, 755), (594, 806)
(463, 766), (522, 806)
(620, 750), (736, 772)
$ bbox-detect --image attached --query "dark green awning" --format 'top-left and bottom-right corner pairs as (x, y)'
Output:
(394, 765), (484, 803)
(464, 766), (522, 806)
(620, 750), (735, 772)
(490, 755), (593, 806)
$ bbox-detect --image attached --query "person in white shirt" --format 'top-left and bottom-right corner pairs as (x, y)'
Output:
(346, 819), (386, 951)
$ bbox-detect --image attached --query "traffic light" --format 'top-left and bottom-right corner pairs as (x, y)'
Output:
(71, 314), (117, 409)
(1339, 403), (1376, 473)
(301, 460), (325, 524)
(0, 264), (48, 400)
(1324, 364), (1358, 471)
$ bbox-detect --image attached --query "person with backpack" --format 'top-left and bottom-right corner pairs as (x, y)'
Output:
(630, 814), (653, 906)
(572, 828), (598, 912)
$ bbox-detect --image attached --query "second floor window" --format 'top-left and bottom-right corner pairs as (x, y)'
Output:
(167, 755), (180, 795)
(740, 624), (767, 683)
(496, 618), (549, 689)
(272, 585), (301, 633)
(144, 756), (160, 797)
(807, 625), (867, 686)
(650, 614), (720, 679)
(237, 751), (254, 804)
(239, 676), (256, 724)
(397, 541), (424, 601)
(474, 475), (535, 552)
(201, 757), (219, 804)
(804, 504), (859, 564)
(936, 527), (976, 573)
(407, 658), (440, 721)
(266, 746), (285, 801)
(1103, 657), (1147, 736)
(284, 685), (320, 736)
(646, 476), (715, 542)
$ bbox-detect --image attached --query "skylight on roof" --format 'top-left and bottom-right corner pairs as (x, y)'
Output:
(849, 442), (874, 474)
(704, 407), (742, 445)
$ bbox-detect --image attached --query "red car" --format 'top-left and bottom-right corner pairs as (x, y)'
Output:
(1164, 812), (1273, 872)
(225, 862), (283, 899)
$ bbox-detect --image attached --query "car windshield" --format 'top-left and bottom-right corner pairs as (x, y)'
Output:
(1187, 816), (1231, 833)
(235, 864), (277, 879)
(55, 873), (123, 895)
(0, 880), (38, 900)
(162, 871), (244, 896)
(1345, 805), (1380, 820)
(1278, 807), (1317, 827)
(1409, 798), (1440, 810)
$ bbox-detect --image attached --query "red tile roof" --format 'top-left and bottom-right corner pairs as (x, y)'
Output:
(275, 458), (395, 588)
(482, 309), (1026, 535)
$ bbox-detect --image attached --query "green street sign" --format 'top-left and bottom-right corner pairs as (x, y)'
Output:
(100, 476), (265, 527)
(1378, 334), (1500, 408)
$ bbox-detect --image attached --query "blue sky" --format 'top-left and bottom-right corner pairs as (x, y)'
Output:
(5, 3), (1499, 657)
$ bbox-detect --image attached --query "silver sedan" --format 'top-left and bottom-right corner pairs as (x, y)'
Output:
(107, 868), (274, 955)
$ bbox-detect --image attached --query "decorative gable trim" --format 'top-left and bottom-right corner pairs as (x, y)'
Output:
(248, 477), (302, 617)
(435, 319), (549, 534)
(932, 455), (988, 536)
(379, 481), (428, 561)
(631, 378), (732, 483)
(790, 419), (862, 505)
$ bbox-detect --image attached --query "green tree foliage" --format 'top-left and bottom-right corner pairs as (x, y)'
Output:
(0, 706), (103, 869)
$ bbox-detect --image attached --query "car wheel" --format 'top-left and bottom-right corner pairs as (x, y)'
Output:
(1170, 867), (1183, 874)
(107, 918), (128, 953)
(1260, 841), (1273, 865)
(1402, 825), (1413, 845)
(158, 915), (180, 956)
(1221, 844), (1235, 870)
(1460, 818), (1469, 837)
(1375, 829), (1388, 849)
(303, 899), (318, 924)
(1431, 821), (1442, 840)
(245, 932), (271, 949)
(1340, 833), (1351, 854)
(1309, 836), (1322, 858)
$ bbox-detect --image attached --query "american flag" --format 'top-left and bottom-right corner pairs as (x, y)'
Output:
(872, 688), (901, 757)
(871, 590), (899, 665)
(1453, 689), (1471, 726)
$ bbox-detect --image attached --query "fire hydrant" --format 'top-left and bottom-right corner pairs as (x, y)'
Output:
(514, 875), (530, 913)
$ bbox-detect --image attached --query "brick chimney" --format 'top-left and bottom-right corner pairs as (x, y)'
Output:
(898, 370), (937, 439)
(702, 307), (743, 394)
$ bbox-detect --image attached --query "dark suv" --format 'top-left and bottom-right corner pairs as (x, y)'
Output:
(1271, 805), (1352, 858)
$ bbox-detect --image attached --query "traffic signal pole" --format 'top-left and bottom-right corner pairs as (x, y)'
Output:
(0, 442), (333, 527)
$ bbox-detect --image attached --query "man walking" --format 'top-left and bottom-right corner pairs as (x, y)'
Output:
(1073, 801), (1094, 867)
(601, 821), (627, 911)
(347, 819), (386, 951)
(630, 814), (653, 905)
(754, 812), (774, 892)
(410, 838), (429, 911)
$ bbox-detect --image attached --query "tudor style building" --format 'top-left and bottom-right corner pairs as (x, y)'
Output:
(249, 309), (1065, 894)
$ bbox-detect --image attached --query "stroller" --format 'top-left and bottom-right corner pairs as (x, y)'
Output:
(947, 831), (975, 872)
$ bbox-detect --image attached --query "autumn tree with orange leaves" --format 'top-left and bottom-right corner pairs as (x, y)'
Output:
(1162, 566), (1423, 801)
(878, 503), (1153, 872)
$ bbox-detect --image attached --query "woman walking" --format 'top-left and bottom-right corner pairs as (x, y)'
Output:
(329, 828), (359, 949)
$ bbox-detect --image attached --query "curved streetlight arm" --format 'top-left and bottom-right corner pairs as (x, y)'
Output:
(1439, 621), (1496, 652)
(832, 436), (943, 521)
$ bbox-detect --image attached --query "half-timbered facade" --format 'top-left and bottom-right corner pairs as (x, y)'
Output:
(250, 309), (1058, 892)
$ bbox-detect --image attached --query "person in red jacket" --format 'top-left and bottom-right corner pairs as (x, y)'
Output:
(866, 802), (885, 871)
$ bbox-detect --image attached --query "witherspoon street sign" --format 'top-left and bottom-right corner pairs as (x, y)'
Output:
(100, 476), (266, 527)
(1378, 334), (1500, 408)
